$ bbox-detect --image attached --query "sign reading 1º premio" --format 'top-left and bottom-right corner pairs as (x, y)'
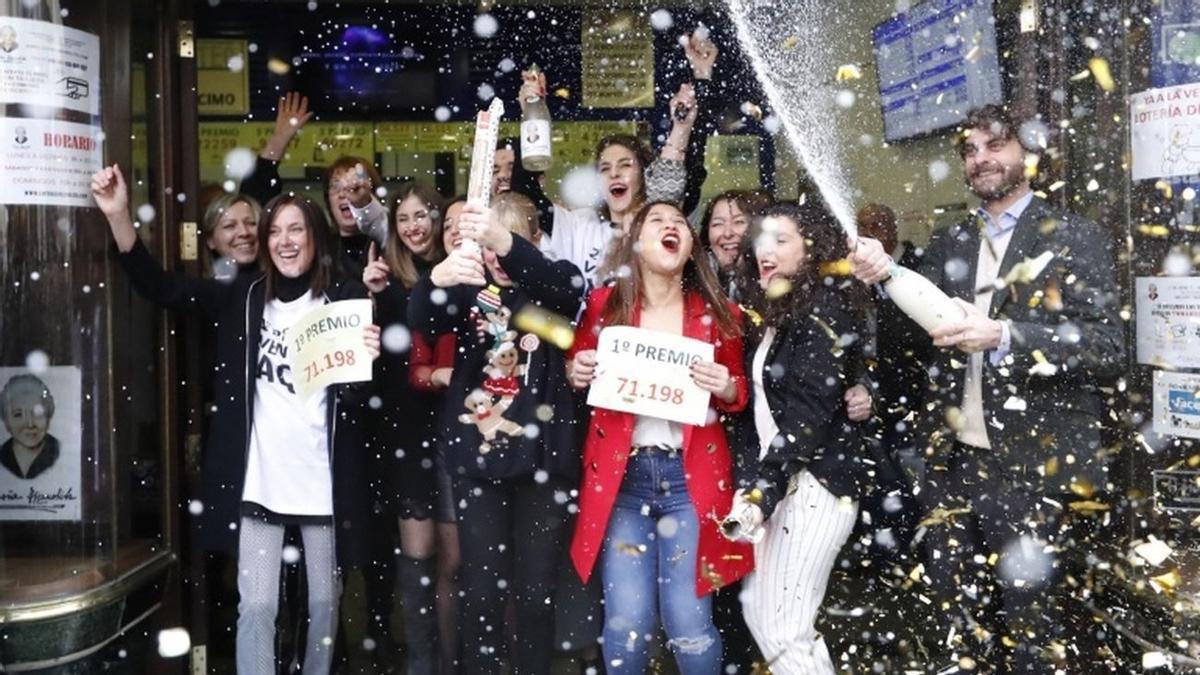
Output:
(587, 326), (714, 426)
(197, 39), (249, 115)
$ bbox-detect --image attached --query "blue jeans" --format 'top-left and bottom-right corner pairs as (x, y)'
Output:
(600, 449), (722, 674)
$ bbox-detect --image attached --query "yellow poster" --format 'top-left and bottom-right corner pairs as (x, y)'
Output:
(197, 39), (249, 115)
(581, 10), (655, 108)
(282, 122), (375, 177)
(197, 122), (274, 184)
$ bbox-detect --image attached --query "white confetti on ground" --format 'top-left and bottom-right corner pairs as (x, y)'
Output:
(835, 89), (856, 108)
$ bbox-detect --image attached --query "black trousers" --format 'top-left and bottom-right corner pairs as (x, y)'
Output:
(919, 443), (1106, 673)
(452, 472), (572, 675)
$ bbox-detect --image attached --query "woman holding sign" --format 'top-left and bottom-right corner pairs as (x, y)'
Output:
(721, 200), (867, 675)
(567, 201), (753, 674)
(91, 166), (381, 675)
(407, 193), (583, 675)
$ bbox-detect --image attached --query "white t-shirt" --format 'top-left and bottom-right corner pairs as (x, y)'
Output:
(547, 206), (619, 289)
(631, 415), (684, 450)
(752, 328), (779, 460)
(242, 291), (333, 517)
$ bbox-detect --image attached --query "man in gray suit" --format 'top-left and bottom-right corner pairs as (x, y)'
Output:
(849, 104), (1124, 671)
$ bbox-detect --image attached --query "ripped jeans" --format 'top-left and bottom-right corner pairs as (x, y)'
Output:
(599, 449), (722, 674)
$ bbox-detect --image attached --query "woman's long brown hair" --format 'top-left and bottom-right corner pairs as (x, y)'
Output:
(600, 201), (739, 337)
(257, 193), (334, 300)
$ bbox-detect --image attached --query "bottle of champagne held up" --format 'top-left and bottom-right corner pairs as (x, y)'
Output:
(882, 262), (966, 333)
(520, 64), (553, 172)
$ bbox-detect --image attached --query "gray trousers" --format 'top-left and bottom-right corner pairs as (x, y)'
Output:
(236, 516), (340, 675)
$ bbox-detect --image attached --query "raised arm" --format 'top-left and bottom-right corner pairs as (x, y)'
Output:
(241, 92), (313, 205)
(90, 164), (231, 315)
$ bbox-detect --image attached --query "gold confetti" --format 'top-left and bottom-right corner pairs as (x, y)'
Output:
(1068, 499), (1110, 513)
(1089, 57), (1115, 92)
(835, 64), (862, 81)
(944, 406), (965, 432)
(513, 305), (574, 351)
(781, 35), (798, 50)
(1023, 153), (1039, 179)
(740, 101), (764, 120)
(1044, 278), (1063, 312)
(1150, 568), (1181, 595)
(819, 259), (851, 276)
(267, 58), (291, 76)
(1137, 224), (1171, 238)
(918, 506), (971, 528)
(1004, 250), (1055, 285)
(553, 87), (571, 99)
(1070, 477), (1096, 498)
(1044, 456), (1060, 477)
(739, 304), (764, 327)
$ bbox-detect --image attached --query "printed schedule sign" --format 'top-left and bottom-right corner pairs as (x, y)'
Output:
(0, 17), (100, 115)
(587, 326), (714, 426)
(289, 300), (373, 400)
(1136, 277), (1200, 368)
(0, 118), (103, 207)
(1153, 370), (1200, 440)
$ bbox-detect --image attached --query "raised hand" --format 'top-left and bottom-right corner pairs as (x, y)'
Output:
(669, 82), (698, 129)
(362, 241), (390, 294)
(261, 92), (313, 162)
(362, 324), (382, 360)
(518, 67), (547, 114)
(339, 163), (374, 209)
(90, 164), (128, 217)
(430, 244), (486, 288)
(846, 235), (892, 285)
(683, 28), (718, 80)
(458, 203), (513, 256)
(844, 384), (872, 422)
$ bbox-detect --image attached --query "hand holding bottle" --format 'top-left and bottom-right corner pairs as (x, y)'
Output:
(720, 490), (765, 544)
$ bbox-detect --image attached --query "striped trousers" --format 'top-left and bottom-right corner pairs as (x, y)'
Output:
(741, 471), (857, 675)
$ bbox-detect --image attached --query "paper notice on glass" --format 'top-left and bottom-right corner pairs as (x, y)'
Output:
(1153, 370), (1200, 440)
(0, 17), (100, 115)
(0, 366), (83, 522)
(586, 326), (714, 426)
(1130, 82), (1200, 180)
(0, 118), (103, 207)
(289, 300), (374, 400)
(1136, 277), (1200, 368)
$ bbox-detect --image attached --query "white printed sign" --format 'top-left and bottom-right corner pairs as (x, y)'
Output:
(0, 367), (82, 521)
(289, 299), (374, 400)
(1153, 370), (1200, 440)
(587, 326), (715, 426)
(0, 118), (103, 207)
(1130, 82), (1200, 180)
(0, 17), (100, 115)
(1136, 277), (1200, 368)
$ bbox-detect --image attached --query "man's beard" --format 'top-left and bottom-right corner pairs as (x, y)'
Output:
(967, 161), (1025, 201)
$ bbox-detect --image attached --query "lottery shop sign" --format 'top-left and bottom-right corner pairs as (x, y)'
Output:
(587, 326), (714, 426)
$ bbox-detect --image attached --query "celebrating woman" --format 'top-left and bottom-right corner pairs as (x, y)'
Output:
(92, 165), (380, 675)
(567, 201), (753, 674)
(722, 201), (867, 675)
(408, 192), (583, 675)
(360, 181), (449, 674)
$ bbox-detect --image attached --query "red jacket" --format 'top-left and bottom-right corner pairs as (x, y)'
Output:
(568, 286), (754, 596)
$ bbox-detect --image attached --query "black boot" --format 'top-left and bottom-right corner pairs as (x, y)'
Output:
(398, 555), (439, 675)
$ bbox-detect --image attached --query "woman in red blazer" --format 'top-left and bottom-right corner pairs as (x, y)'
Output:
(567, 201), (753, 674)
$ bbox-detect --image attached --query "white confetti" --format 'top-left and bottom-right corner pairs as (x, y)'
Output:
(473, 13), (499, 39)
(156, 628), (191, 658)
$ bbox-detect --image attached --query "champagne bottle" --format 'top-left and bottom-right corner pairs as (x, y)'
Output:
(520, 64), (553, 172)
(882, 262), (967, 333)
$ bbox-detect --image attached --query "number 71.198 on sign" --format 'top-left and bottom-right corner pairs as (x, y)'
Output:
(616, 377), (684, 405)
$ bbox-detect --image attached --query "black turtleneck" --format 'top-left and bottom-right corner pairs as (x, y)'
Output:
(274, 267), (314, 302)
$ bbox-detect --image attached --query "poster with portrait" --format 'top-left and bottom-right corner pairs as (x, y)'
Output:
(0, 16), (100, 115)
(0, 367), (82, 521)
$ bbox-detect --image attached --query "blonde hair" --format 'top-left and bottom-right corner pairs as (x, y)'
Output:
(200, 193), (261, 274)
(492, 192), (538, 242)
